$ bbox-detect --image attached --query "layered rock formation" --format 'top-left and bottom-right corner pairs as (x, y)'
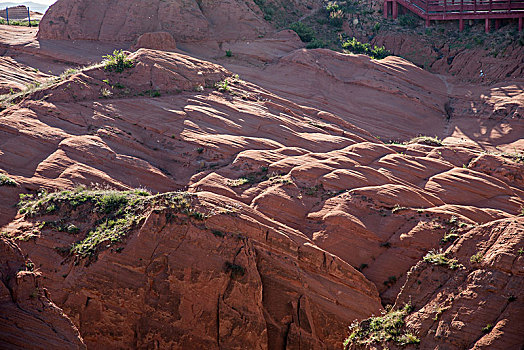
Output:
(37, 0), (272, 42)
(0, 21), (523, 350)
(0, 238), (85, 349)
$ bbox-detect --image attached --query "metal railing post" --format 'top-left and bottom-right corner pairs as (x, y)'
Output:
(6, 7), (8, 25)
(27, 7), (31, 27)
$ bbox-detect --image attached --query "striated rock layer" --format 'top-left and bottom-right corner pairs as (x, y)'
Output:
(0, 47), (523, 349)
(0, 238), (85, 349)
(37, 0), (272, 42)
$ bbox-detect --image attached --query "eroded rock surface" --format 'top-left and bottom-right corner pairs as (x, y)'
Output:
(0, 238), (85, 349)
(0, 32), (523, 350)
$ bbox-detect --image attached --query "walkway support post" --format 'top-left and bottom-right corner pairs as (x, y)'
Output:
(459, 19), (464, 31)
(519, 17), (523, 31)
(485, 18), (490, 32)
(392, 0), (398, 19)
(384, 1), (389, 19)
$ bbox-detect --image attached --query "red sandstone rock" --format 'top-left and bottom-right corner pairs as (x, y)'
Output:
(38, 0), (271, 42)
(0, 238), (86, 349)
(0, 18), (522, 349)
(131, 31), (177, 52)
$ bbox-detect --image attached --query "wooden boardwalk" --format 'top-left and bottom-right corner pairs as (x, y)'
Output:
(384, 0), (524, 31)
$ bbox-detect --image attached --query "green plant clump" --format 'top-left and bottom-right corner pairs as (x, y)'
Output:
(441, 233), (459, 243)
(306, 38), (327, 49)
(344, 303), (419, 348)
(289, 22), (316, 42)
(0, 173), (17, 186)
(341, 37), (390, 60)
(103, 50), (134, 73)
(408, 135), (443, 147)
(423, 249), (462, 269)
(470, 252), (484, 264)
(0, 18), (39, 26)
(17, 188), (209, 259)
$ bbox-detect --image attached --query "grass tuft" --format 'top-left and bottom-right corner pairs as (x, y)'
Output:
(344, 303), (417, 347)
(408, 135), (443, 147)
(0, 173), (17, 187)
(103, 50), (134, 73)
(423, 249), (462, 269)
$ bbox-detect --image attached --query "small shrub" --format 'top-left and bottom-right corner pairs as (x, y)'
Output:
(392, 204), (407, 214)
(97, 192), (129, 214)
(228, 178), (250, 187)
(329, 9), (345, 27)
(344, 303), (415, 347)
(409, 135), (443, 147)
(325, 1), (340, 12)
(225, 50), (232, 57)
(470, 252), (484, 264)
(397, 332), (421, 345)
(423, 249), (462, 269)
(306, 39), (327, 49)
(212, 229), (226, 238)
(482, 323), (494, 333)
(100, 87), (113, 98)
(383, 275), (397, 286)
(289, 22), (315, 42)
(441, 233), (459, 243)
(0, 173), (17, 187)
(341, 37), (390, 60)
(103, 50), (134, 73)
(66, 224), (80, 234)
(215, 79), (231, 92)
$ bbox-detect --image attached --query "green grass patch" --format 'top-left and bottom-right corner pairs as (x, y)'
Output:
(289, 22), (316, 42)
(344, 303), (419, 347)
(423, 249), (462, 269)
(341, 37), (390, 60)
(0, 173), (17, 186)
(0, 18), (39, 26)
(103, 50), (134, 73)
(17, 188), (209, 260)
(408, 135), (443, 147)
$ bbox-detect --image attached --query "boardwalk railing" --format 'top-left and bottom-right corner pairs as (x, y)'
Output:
(385, 0), (524, 30)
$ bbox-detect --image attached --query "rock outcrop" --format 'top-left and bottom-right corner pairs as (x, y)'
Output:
(0, 31), (523, 349)
(131, 31), (177, 51)
(0, 238), (85, 349)
(37, 0), (272, 42)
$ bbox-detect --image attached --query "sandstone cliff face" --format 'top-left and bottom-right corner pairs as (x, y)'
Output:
(6, 190), (382, 349)
(393, 218), (524, 349)
(0, 44), (523, 349)
(38, 0), (272, 42)
(0, 237), (85, 349)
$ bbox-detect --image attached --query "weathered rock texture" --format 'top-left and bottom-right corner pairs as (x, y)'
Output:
(0, 33), (523, 349)
(6, 192), (382, 349)
(131, 31), (177, 51)
(0, 238), (86, 349)
(37, 0), (272, 42)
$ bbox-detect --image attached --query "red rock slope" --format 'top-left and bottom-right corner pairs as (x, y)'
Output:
(0, 238), (85, 349)
(0, 48), (523, 349)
